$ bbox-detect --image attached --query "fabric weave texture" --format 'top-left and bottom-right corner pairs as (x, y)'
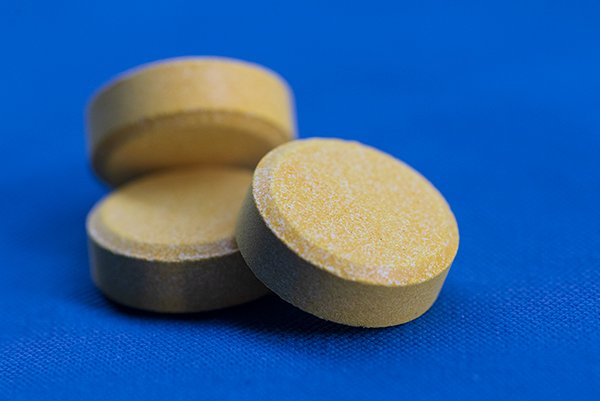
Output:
(1, 1), (599, 400)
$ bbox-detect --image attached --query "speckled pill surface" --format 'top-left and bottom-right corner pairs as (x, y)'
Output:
(236, 138), (459, 327)
(87, 167), (269, 313)
(87, 57), (296, 187)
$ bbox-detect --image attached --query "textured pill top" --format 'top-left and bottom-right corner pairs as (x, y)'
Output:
(87, 167), (252, 262)
(253, 138), (459, 286)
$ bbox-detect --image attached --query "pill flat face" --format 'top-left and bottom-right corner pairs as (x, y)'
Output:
(87, 57), (296, 186)
(87, 167), (269, 313)
(236, 138), (459, 327)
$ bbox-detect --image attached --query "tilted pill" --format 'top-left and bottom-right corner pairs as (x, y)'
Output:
(87, 167), (268, 313)
(236, 138), (459, 327)
(87, 57), (296, 186)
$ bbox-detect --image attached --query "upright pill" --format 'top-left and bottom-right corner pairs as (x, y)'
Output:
(87, 167), (268, 313)
(236, 138), (459, 327)
(87, 57), (296, 186)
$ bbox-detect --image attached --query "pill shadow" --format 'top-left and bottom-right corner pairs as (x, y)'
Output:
(100, 278), (466, 342)
(101, 293), (361, 334)
(92, 282), (467, 362)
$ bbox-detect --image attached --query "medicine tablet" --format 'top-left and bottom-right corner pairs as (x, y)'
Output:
(87, 167), (268, 313)
(87, 57), (296, 186)
(236, 138), (459, 327)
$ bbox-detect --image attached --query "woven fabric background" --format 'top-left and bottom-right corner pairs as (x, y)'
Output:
(1, 1), (599, 400)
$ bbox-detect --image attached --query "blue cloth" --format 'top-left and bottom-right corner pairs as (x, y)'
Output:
(1, 1), (599, 400)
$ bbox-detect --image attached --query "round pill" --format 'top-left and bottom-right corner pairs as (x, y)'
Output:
(236, 138), (459, 327)
(87, 167), (268, 313)
(87, 57), (296, 187)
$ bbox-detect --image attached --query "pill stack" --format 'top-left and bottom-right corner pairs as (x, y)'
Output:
(85, 57), (459, 328)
